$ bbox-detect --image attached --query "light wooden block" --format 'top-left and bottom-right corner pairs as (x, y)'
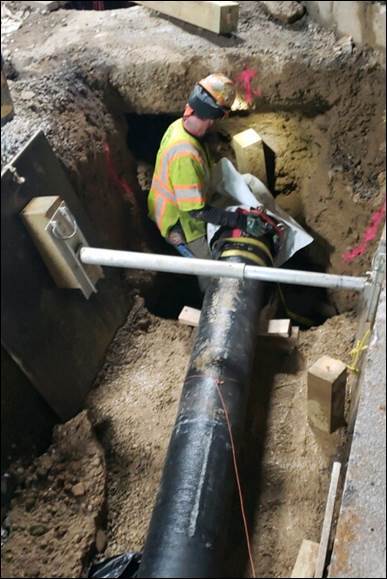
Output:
(21, 196), (72, 288)
(231, 128), (267, 184)
(179, 308), (297, 346)
(267, 318), (291, 337)
(133, 1), (239, 34)
(291, 540), (319, 578)
(20, 0), (68, 11)
(291, 325), (300, 343)
(21, 196), (102, 291)
(307, 356), (347, 433)
(178, 306), (201, 327)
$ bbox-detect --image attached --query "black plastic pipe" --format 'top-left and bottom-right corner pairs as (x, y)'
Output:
(138, 252), (268, 578)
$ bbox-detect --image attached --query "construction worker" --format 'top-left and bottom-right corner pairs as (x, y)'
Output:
(148, 73), (276, 259)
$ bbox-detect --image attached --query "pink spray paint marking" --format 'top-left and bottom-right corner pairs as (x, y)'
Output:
(234, 69), (262, 105)
(103, 142), (134, 201)
(342, 200), (386, 263)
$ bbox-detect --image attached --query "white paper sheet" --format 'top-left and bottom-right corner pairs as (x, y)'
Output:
(208, 158), (314, 266)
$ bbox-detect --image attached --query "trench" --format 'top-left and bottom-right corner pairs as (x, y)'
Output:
(1, 14), (385, 577)
(3, 105), (358, 579)
(125, 111), (337, 327)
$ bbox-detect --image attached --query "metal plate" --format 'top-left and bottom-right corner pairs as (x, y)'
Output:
(1, 130), (129, 420)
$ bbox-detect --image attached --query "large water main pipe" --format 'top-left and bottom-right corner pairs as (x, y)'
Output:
(137, 261), (266, 578)
(80, 247), (368, 291)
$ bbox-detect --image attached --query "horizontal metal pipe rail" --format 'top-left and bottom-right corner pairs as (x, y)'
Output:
(80, 247), (369, 291)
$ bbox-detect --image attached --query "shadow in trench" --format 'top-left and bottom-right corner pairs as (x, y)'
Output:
(138, 227), (204, 319)
(278, 243), (338, 328)
(126, 114), (178, 165)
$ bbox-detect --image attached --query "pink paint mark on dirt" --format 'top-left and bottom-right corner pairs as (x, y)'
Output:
(234, 69), (262, 104)
(342, 200), (386, 263)
(103, 142), (134, 201)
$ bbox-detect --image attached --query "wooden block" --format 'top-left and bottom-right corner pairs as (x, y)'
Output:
(267, 319), (291, 337)
(178, 306), (201, 327)
(21, 196), (102, 291)
(133, 1), (239, 34)
(21, 196), (71, 288)
(291, 326), (300, 343)
(20, 0), (69, 11)
(315, 462), (341, 578)
(178, 309), (297, 350)
(231, 128), (267, 184)
(291, 540), (319, 578)
(307, 355), (347, 433)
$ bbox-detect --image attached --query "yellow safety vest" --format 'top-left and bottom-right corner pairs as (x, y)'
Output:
(148, 119), (212, 243)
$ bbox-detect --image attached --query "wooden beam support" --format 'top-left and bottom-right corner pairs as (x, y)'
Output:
(133, 1), (239, 34)
(178, 306), (201, 326)
(266, 318), (291, 337)
(178, 308), (298, 344)
(307, 356), (347, 434)
(231, 128), (267, 184)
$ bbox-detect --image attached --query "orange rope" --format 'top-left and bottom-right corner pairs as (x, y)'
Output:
(214, 379), (256, 578)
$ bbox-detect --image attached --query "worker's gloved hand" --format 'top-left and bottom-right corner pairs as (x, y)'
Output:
(167, 227), (185, 246)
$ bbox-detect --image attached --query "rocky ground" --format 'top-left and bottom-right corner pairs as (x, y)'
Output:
(1, 296), (357, 578)
(1, 1), (385, 577)
(1, 1), (385, 281)
(1, 412), (107, 578)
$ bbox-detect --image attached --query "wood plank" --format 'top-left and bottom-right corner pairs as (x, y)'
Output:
(133, 1), (239, 34)
(291, 325), (300, 343)
(267, 318), (291, 337)
(20, 1), (69, 11)
(178, 308), (295, 343)
(291, 540), (319, 578)
(315, 462), (341, 578)
(178, 306), (201, 326)
(231, 128), (267, 184)
(307, 357), (347, 434)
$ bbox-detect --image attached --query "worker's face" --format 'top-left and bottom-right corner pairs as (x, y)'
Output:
(196, 117), (215, 137)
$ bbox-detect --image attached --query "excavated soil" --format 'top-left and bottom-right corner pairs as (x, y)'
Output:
(1, 1), (385, 577)
(1, 412), (106, 579)
(1, 1), (385, 284)
(2, 296), (358, 578)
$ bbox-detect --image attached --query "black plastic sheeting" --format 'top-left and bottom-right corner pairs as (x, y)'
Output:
(88, 552), (142, 579)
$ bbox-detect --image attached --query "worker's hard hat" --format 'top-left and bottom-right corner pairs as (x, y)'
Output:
(188, 73), (236, 119)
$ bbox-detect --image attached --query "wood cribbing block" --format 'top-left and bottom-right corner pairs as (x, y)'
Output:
(231, 128), (267, 184)
(267, 319), (291, 337)
(20, 1), (68, 10)
(133, 1), (239, 35)
(291, 539), (319, 578)
(307, 355), (347, 433)
(178, 306), (201, 326)
(178, 308), (297, 345)
(291, 325), (300, 343)
(21, 195), (69, 288)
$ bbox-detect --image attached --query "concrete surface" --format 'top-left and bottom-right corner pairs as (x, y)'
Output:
(329, 285), (386, 578)
(304, 1), (386, 64)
